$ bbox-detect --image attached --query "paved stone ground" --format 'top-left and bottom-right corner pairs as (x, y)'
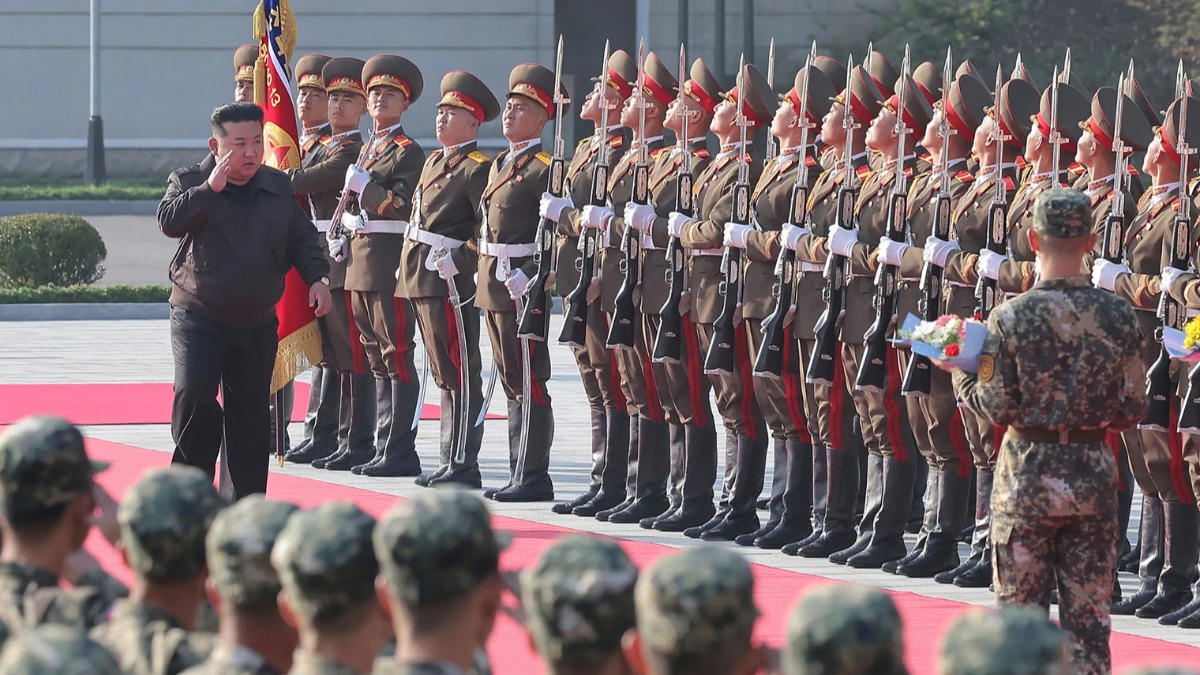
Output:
(85, 215), (177, 287)
(2, 315), (1198, 649)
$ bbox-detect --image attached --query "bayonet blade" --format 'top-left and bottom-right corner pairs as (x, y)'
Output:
(993, 64), (1005, 200)
(1063, 48), (1071, 82)
(736, 52), (749, 181)
(552, 35), (565, 157)
(637, 38), (647, 164)
(767, 38), (776, 88)
(1050, 66), (1062, 185)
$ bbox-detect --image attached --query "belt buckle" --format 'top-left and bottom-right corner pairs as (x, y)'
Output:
(1058, 429), (1069, 444)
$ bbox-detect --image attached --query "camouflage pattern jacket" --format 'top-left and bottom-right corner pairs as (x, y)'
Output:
(0, 561), (116, 634)
(89, 600), (214, 675)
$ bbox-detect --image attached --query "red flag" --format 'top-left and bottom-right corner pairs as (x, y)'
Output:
(253, 0), (322, 393)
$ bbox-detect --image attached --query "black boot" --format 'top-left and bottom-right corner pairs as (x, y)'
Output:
(1161, 578), (1200, 626)
(900, 468), (969, 578)
(554, 408), (607, 514)
(599, 414), (642, 522)
(755, 439), (814, 549)
(493, 399), (555, 502)
(907, 458), (928, 534)
(644, 423), (687, 528)
(610, 418), (671, 524)
(886, 466), (938, 574)
(685, 508), (729, 539)
(811, 442), (828, 533)
(1136, 499), (1198, 619)
(655, 423), (718, 532)
(341, 373), (380, 474)
(328, 376), (387, 471)
(417, 389), (455, 487)
(702, 431), (768, 541)
(1113, 495), (1165, 615)
(485, 399), (522, 499)
(429, 386), (484, 488)
(285, 367), (338, 462)
(360, 379), (422, 477)
(830, 453), (885, 564)
(575, 408), (630, 516)
(847, 457), (917, 568)
(938, 467), (992, 585)
(737, 438), (788, 546)
(791, 445), (860, 557)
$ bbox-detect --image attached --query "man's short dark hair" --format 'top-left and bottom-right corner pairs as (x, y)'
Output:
(211, 102), (264, 137)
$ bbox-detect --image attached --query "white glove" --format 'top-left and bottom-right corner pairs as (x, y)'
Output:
(625, 202), (657, 233)
(781, 224), (810, 251)
(505, 268), (531, 300)
(327, 234), (348, 262)
(877, 238), (909, 266)
(723, 223), (752, 249)
(430, 248), (459, 280)
(827, 225), (859, 257)
(667, 211), (692, 238)
(539, 192), (573, 223)
(581, 205), (614, 231)
(1162, 266), (1189, 297)
(977, 249), (1008, 281)
(1092, 259), (1130, 292)
(923, 236), (959, 267)
(343, 165), (370, 195)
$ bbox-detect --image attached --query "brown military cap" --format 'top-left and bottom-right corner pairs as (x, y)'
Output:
(295, 54), (331, 91)
(439, 71), (500, 123)
(722, 63), (773, 128)
(912, 61), (942, 107)
(593, 49), (638, 100)
(812, 55), (847, 92)
(1033, 81), (1089, 150)
(363, 54), (424, 103)
(782, 66), (837, 124)
(685, 57), (724, 116)
(867, 50), (900, 96)
(323, 57), (366, 98)
(641, 51), (679, 108)
(1011, 56), (1038, 90)
(885, 75), (936, 134)
(995, 78), (1040, 148)
(836, 65), (885, 126)
(1158, 96), (1200, 166)
(1127, 69), (1159, 126)
(946, 74), (991, 141)
(956, 59), (983, 84)
(508, 63), (569, 119)
(1083, 86), (1154, 153)
(234, 44), (258, 83)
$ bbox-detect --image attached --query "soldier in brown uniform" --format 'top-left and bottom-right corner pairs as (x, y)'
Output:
(624, 59), (717, 532)
(730, 66), (835, 549)
(673, 62), (772, 542)
(784, 63), (875, 559)
(234, 44), (257, 104)
(583, 51), (674, 524)
(338, 55), (427, 478)
(540, 51), (636, 518)
(1095, 95), (1200, 620)
(284, 57), (376, 472)
(398, 71), (499, 489)
(478, 64), (567, 502)
(922, 76), (1037, 586)
(881, 73), (988, 578)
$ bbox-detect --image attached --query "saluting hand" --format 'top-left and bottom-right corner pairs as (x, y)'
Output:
(310, 281), (333, 317)
(207, 150), (234, 192)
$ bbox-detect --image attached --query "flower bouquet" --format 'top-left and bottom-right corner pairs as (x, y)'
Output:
(894, 313), (988, 372)
(1162, 315), (1200, 362)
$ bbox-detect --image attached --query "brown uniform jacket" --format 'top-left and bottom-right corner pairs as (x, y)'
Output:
(555, 130), (629, 296)
(396, 142), (491, 299)
(603, 137), (668, 311)
(345, 126), (426, 292)
(1115, 189), (1179, 363)
(741, 150), (816, 320)
(477, 145), (552, 312)
(898, 161), (974, 322)
(289, 129), (362, 289)
(940, 165), (1019, 318)
(995, 176), (1052, 296)
(642, 141), (712, 312)
(1085, 178), (1140, 278)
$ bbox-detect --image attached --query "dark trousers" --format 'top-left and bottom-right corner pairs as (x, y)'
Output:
(170, 306), (278, 499)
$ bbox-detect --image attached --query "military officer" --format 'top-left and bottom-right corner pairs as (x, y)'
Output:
(623, 58), (717, 532)
(338, 54), (427, 477)
(399, 71), (499, 489)
(234, 44), (257, 104)
(540, 50), (636, 518)
(782, 584), (906, 675)
(937, 607), (1067, 675)
(950, 187), (1145, 674)
(673, 62), (772, 542)
(477, 63), (567, 502)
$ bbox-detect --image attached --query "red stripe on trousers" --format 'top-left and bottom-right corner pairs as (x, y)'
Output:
(391, 297), (413, 384)
(734, 323), (759, 441)
(781, 324), (813, 443)
(1169, 400), (1195, 505)
(949, 410), (971, 478)
(882, 348), (910, 462)
(346, 290), (367, 375)
(444, 298), (462, 384)
(682, 315), (709, 428)
(829, 341), (846, 450)
(605, 314), (629, 412)
(527, 339), (547, 408)
(641, 343), (665, 422)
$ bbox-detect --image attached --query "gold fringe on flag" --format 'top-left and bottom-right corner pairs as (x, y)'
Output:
(271, 319), (323, 393)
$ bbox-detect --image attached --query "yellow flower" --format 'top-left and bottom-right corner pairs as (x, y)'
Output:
(1185, 315), (1200, 351)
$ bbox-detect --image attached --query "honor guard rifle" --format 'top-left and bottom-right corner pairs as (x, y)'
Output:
(326, 135), (380, 259)
(607, 39), (649, 351)
(1147, 62), (1195, 431)
(560, 40), (615, 347)
(652, 45), (695, 364)
(703, 54), (754, 376)
(807, 55), (860, 385)
(1101, 72), (1131, 267)
(754, 42), (818, 379)
(517, 36), (567, 341)
(974, 65), (1009, 321)
(1048, 66), (1066, 187)
(902, 47), (955, 397)
(764, 38), (778, 165)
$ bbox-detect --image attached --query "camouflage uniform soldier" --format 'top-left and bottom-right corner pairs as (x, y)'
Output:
(91, 466), (225, 675)
(372, 491), (507, 675)
(182, 496), (300, 675)
(271, 502), (390, 675)
(781, 584), (905, 675)
(950, 188), (1146, 674)
(937, 607), (1066, 675)
(0, 416), (123, 633)
(520, 535), (637, 674)
(625, 548), (762, 675)
(0, 623), (122, 674)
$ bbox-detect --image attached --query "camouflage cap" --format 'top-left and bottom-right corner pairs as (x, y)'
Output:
(119, 466), (225, 583)
(635, 548), (758, 657)
(206, 495), (299, 609)
(0, 416), (107, 520)
(0, 624), (122, 674)
(374, 490), (509, 606)
(938, 607), (1066, 675)
(782, 584), (906, 675)
(271, 501), (379, 624)
(1032, 187), (1091, 238)
(520, 535), (638, 661)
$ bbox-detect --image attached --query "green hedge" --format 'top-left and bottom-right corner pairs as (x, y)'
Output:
(0, 179), (164, 201)
(0, 284), (170, 304)
(0, 214), (107, 288)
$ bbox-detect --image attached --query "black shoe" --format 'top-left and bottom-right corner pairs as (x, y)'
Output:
(701, 515), (759, 541)
(325, 448), (376, 472)
(756, 497), (770, 510)
(284, 440), (335, 465)
(736, 520), (779, 547)
(791, 528), (823, 550)
(484, 483), (512, 500)
(794, 530), (857, 558)
(350, 458), (380, 474)
(846, 541), (908, 569)
(935, 555), (981, 585)
(609, 497), (670, 524)
(684, 509), (729, 539)
(883, 546), (924, 575)
(574, 490), (625, 517)
(829, 537), (871, 565)
(360, 454), (422, 477)
(642, 503), (680, 529)
(1160, 596), (1200, 626)
(953, 558), (993, 588)
(655, 505), (716, 532)
(754, 522), (813, 550)
(596, 498), (635, 522)
(427, 468), (483, 489)
(1178, 607), (1200, 628)
(897, 548), (959, 578)
(1135, 590), (1193, 619)
(1111, 589), (1157, 615)
(492, 483), (554, 503)
(311, 448), (346, 470)
(1119, 544), (1142, 573)
(552, 486), (600, 515)
(415, 465), (450, 488)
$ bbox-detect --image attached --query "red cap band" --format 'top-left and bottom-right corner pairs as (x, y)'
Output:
(607, 69), (633, 99)
(1086, 117), (1115, 153)
(643, 75), (675, 108)
(1036, 112), (1076, 152)
(441, 91), (486, 123)
(685, 80), (718, 115)
(945, 100), (973, 140)
(512, 83), (554, 118)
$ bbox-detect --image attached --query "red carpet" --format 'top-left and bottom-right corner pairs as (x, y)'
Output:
(83, 438), (1200, 675)
(0, 383), (503, 426)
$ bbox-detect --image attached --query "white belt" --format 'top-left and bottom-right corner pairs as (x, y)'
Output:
(689, 248), (723, 258)
(478, 241), (537, 258)
(405, 224), (466, 250)
(351, 218), (407, 235)
(947, 280), (973, 288)
(314, 220), (332, 233)
(798, 262), (823, 273)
